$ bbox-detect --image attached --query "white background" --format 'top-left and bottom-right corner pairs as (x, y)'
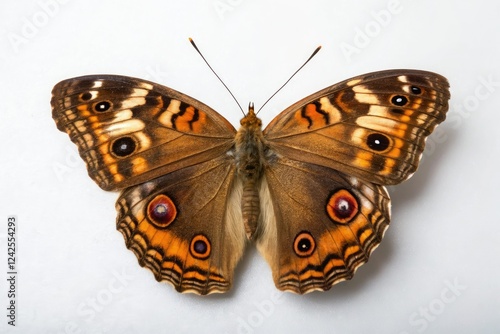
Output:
(1, 0), (499, 333)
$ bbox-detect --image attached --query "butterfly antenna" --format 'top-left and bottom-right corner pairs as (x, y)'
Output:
(189, 38), (245, 115)
(256, 45), (322, 114)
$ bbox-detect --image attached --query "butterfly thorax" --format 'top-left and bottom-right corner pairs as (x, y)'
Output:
(235, 105), (267, 240)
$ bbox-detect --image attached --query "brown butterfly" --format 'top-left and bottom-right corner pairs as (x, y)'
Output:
(51, 69), (449, 295)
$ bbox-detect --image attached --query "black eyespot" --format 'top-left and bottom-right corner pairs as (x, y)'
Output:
(367, 133), (390, 151)
(293, 232), (316, 258)
(411, 86), (422, 95)
(111, 137), (136, 157)
(391, 95), (408, 106)
(80, 92), (92, 101)
(298, 238), (311, 251)
(193, 240), (207, 254)
(94, 101), (112, 112)
(189, 234), (211, 260)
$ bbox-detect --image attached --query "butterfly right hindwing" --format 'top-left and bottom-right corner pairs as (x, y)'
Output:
(257, 156), (391, 294)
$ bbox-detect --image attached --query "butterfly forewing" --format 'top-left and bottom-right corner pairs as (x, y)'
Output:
(51, 75), (236, 191)
(264, 69), (450, 185)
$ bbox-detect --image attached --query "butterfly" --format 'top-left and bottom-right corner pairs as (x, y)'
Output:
(51, 69), (449, 295)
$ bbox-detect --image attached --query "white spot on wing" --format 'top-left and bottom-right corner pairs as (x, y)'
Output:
(167, 99), (181, 113)
(351, 128), (367, 146)
(157, 99), (182, 128)
(105, 110), (145, 135)
(319, 97), (341, 123)
(139, 82), (154, 90)
(398, 75), (409, 83)
(357, 115), (399, 131)
(121, 97), (146, 109)
(368, 105), (390, 117)
(106, 119), (145, 135)
(347, 79), (362, 86)
(352, 85), (380, 103)
(132, 88), (149, 97)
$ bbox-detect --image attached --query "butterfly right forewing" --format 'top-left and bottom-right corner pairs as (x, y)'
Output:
(264, 70), (450, 185)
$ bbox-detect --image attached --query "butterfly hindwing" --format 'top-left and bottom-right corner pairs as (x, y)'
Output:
(116, 155), (246, 295)
(257, 156), (390, 293)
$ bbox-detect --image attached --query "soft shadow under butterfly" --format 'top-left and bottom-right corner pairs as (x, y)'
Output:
(51, 44), (450, 295)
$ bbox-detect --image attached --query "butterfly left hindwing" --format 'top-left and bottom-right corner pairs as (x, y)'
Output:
(51, 69), (450, 295)
(116, 155), (246, 295)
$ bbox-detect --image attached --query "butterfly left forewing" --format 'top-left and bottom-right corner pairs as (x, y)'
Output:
(257, 156), (390, 294)
(264, 70), (450, 185)
(51, 75), (236, 191)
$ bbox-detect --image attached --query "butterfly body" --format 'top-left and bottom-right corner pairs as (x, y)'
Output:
(234, 105), (267, 239)
(52, 70), (449, 295)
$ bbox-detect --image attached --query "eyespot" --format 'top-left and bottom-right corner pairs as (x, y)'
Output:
(111, 137), (137, 157)
(293, 231), (316, 258)
(366, 133), (390, 151)
(190, 234), (211, 260)
(411, 86), (422, 95)
(94, 101), (112, 112)
(391, 95), (408, 106)
(146, 194), (177, 228)
(80, 92), (93, 101)
(326, 189), (359, 224)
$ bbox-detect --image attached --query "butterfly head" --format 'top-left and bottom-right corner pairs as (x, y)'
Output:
(240, 102), (262, 128)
